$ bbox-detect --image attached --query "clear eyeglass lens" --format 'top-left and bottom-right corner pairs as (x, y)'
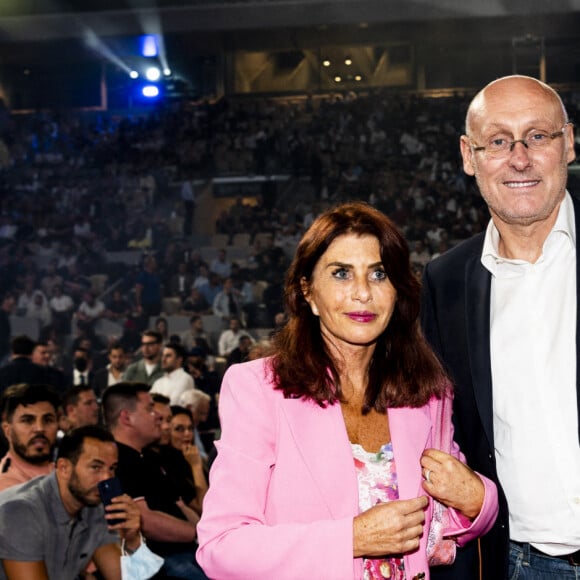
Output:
(483, 128), (564, 157)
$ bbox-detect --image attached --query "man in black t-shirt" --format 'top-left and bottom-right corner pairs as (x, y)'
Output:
(102, 382), (208, 580)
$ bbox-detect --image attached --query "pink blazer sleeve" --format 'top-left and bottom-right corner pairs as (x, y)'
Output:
(196, 359), (360, 580)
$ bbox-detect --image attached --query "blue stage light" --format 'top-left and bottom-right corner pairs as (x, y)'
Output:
(142, 85), (160, 98)
(140, 35), (158, 58)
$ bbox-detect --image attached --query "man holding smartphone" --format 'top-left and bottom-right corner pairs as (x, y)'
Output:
(0, 425), (161, 579)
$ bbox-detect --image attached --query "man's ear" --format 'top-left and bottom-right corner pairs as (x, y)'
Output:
(2, 421), (10, 442)
(459, 135), (476, 177)
(56, 457), (72, 476)
(118, 408), (132, 427)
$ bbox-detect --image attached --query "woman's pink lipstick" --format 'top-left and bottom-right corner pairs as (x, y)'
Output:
(346, 312), (376, 322)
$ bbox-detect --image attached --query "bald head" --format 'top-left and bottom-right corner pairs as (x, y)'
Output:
(465, 75), (568, 136)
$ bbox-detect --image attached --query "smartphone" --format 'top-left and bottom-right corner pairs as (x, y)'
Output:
(97, 477), (125, 526)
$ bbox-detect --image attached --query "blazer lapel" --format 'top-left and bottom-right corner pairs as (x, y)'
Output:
(280, 399), (359, 519)
(465, 254), (494, 450)
(388, 406), (431, 499)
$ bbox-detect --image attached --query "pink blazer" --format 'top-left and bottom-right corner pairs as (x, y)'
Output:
(197, 358), (498, 580)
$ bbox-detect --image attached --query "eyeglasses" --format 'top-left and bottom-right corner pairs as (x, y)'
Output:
(470, 124), (570, 158)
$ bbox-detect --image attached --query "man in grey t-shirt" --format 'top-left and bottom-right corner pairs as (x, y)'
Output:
(0, 426), (143, 579)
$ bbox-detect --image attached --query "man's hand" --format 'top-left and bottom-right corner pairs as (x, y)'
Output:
(105, 494), (142, 553)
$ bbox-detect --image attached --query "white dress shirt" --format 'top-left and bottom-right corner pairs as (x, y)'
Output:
(482, 192), (580, 555)
(150, 367), (195, 405)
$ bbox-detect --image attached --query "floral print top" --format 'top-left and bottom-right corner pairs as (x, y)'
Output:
(352, 441), (406, 580)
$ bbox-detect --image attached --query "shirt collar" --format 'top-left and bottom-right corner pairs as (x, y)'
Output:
(481, 191), (576, 276)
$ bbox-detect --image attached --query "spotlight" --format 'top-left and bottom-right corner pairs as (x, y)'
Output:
(345, 58), (352, 66)
(163, 68), (172, 76)
(129, 70), (139, 79)
(322, 60), (331, 67)
(334, 76), (342, 83)
(141, 35), (158, 58)
(355, 75), (362, 81)
(145, 66), (161, 82)
(142, 85), (160, 98)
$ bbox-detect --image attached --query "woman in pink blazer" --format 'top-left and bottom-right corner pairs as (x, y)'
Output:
(197, 203), (498, 580)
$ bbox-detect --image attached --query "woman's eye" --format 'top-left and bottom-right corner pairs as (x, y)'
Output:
(371, 269), (387, 281)
(332, 268), (349, 280)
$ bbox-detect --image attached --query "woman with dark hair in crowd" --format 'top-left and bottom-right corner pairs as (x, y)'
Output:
(197, 202), (498, 579)
(168, 405), (208, 515)
(154, 316), (169, 343)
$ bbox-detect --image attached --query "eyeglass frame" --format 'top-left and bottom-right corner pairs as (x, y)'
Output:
(467, 122), (572, 156)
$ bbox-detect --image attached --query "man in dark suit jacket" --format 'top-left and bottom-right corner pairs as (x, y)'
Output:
(0, 336), (55, 394)
(421, 76), (580, 580)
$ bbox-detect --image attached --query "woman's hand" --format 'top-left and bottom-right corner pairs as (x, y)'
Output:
(353, 497), (428, 558)
(420, 449), (484, 520)
(182, 443), (202, 468)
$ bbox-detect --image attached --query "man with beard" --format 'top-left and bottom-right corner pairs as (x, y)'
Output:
(150, 343), (194, 405)
(0, 383), (60, 492)
(0, 425), (155, 580)
(122, 330), (164, 386)
(93, 342), (128, 398)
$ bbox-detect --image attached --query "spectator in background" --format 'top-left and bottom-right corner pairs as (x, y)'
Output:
(104, 288), (131, 322)
(212, 277), (244, 324)
(177, 389), (211, 465)
(0, 383), (60, 492)
(209, 248), (231, 280)
(102, 382), (207, 580)
(181, 174), (196, 236)
(151, 343), (194, 405)
(409, 239), (431, 268)
(93, 342), (127, 397)
(48, 284), (74, 336)
(76, 290), (106, 329)
(61, 384), (100, 431)
(154, 316), (170, 344)
(25, 291), (52, 328)
(217, 317), (253, 358)
(16, 277), (46, 317)
(122, 330), (164, 386)
(192, 264), (210, 291)
(31, 340), (67, 393)
(199, 272), (222, 307)
(0, 425), (151, 580)
(226, 334), (253, 368)
(68, 346), (95, 388)
(168, 405), (208, 514)
(180, 316), (214, 357)
(0, 336), (54, 394)
(181, 287), (211, 317)
(151, 393), (173, 447)
(134, 254), (162, 318)
(170, 262), (194, 300)
(184, 347), (220, 436)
